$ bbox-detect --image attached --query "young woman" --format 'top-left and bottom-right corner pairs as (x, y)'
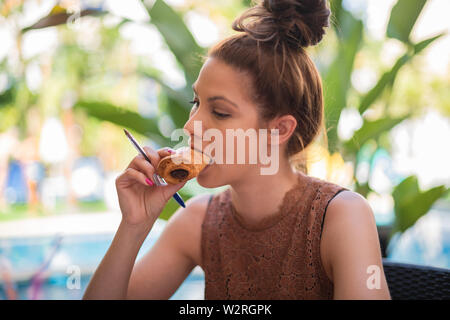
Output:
(84, 0), (391, 300)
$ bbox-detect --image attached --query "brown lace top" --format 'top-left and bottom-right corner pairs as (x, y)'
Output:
(200, 172), (349, 300)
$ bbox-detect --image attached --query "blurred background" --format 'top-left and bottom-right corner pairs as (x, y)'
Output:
(0, 0), (449, 300)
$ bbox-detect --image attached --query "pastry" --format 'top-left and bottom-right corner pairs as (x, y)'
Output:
(156, 147), (212, 184)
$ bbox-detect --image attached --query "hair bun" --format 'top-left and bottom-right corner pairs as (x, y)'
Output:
(232, 0), (330, 49)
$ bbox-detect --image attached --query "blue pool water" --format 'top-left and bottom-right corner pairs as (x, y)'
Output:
(0, 222), (205, 300)
(385, 206), (450, 269)
(2, 270), (205, 300)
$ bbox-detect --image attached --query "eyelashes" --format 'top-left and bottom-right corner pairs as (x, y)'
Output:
(189, 100), (199, 108)
(189, 99), (230, 119)
(212, 111), (231, 119)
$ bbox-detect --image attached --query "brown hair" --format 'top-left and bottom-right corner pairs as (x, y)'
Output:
(208, 0), (330, 173)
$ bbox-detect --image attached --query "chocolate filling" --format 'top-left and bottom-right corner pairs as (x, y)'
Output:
(170, 169), (189, 180)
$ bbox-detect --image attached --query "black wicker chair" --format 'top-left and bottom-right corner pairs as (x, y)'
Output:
(382, 259), (450, 300)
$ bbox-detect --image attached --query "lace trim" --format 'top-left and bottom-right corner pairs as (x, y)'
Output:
(227, 172), (308, 232)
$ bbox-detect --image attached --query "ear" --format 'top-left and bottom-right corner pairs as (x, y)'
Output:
(268, 114), (297, 145)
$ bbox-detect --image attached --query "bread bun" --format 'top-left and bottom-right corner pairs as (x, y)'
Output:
(156, 147), (212, 184)
(232, 0), (330, 49)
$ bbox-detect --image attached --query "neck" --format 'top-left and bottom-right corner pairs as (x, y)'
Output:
(229, 159), (304, 226)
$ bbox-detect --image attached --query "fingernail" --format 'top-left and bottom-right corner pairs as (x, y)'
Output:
(168, 149), (175, 154)
(145, 178), (154, 186)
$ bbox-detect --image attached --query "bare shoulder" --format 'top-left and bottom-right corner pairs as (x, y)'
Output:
(324, 190), (376, 228)
(320, 190), (390, 298)
(320, 190), (379, 280)
(163, 193), (212, 266)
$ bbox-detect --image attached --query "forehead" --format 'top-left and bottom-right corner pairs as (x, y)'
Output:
(194, 58), (253, 100)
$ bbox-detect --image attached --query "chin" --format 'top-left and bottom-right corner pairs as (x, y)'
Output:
(196, 165), (224, 188)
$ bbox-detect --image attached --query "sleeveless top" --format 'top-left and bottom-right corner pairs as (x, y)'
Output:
(200, 172), (349, 300)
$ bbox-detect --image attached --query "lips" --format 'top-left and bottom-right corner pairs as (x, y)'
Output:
(189, 145), (214, 165)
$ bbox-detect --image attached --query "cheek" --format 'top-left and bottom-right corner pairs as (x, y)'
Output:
(197, 163), (223, 187)
(197, 162), (241, 188)
(198, 112), (262, 162)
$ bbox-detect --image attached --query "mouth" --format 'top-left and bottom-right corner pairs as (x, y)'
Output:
(190, 146), (214, 165)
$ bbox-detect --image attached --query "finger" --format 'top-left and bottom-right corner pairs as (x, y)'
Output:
(143, 146), (161, 168)
(157, 147), (176, 159)
(128, 155), (156, 183)
(119, 167), (154, 187)
(160, 180), (187, 202)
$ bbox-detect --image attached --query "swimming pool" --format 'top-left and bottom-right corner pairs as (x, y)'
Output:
(0, 220), (205, 300)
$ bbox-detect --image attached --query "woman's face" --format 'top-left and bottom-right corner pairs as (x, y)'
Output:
(183, 57), (268, 188)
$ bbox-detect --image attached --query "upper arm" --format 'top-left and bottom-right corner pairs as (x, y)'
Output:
(127, 193), (210, 299)
(321, 190), (391, 300)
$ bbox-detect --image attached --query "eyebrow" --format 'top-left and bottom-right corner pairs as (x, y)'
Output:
(192, 83), (239, 110)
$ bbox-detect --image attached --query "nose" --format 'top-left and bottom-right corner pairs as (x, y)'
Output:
(183, 107), (204, 150)
(183, 115), (194, 137)
(183, 101), (207, 134)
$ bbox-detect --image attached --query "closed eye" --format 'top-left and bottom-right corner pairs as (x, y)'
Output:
(189, 100), (230, 119)
(212, 110), (230, 119)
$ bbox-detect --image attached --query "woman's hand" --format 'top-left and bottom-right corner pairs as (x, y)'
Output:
(115, 146), (186, 228)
